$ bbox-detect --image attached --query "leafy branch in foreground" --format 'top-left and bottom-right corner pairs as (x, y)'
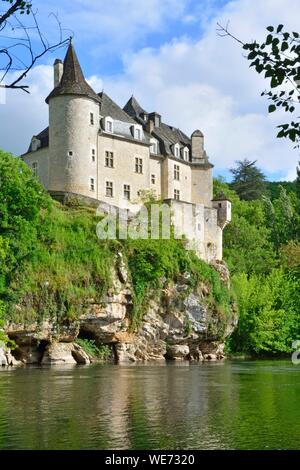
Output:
(217, 22), (300, 146)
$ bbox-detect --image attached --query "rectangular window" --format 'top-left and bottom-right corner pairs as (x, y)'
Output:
(174, 189), (180, 201)
(151, 174), (156, 184)
(106, 181), (113, 197)
(90, 113), (94, 125)
(68, 151), (73, 156)
(135, 128), (141, 140)
(92, 149), (96, 162)
(106, 120), (113, 133)
(124, 184), (131, 200)
(174, 164), (180, 181)
(105, 151), (114, 168)
(90, 178), (95, 191)
(32, 162), (38, 177)
(150, 142), (157, 154)
(175, 146), (180, 158)
(135, 157), (143, 174)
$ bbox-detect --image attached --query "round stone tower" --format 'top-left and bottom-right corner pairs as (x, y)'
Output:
(46, 42), (101, 200)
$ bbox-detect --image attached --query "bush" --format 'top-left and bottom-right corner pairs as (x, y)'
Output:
(75, 338), (111, 360)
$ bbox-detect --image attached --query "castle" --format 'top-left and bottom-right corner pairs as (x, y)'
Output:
(22, 42), (231, 262)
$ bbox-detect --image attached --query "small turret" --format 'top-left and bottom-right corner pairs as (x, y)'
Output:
(212, 191), (231, 229)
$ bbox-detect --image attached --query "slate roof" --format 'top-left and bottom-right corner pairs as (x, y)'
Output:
(123, 96), (146, 124)
(26, 126), (49, 153)
(123, 96), (192, 155)
(36, 127), (49, 147)
(46, 42), (101, 104)
(99, 92), (136, 123)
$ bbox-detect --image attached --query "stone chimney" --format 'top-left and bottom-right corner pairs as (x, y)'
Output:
(146, 119), (154, 134)
(148, 112), (161, 128)
(191, 129), (204, 162)
(54, 59), (63, 88)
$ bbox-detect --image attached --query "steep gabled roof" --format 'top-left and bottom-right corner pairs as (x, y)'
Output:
(99, 92), (135, 123)
(46, 43), (100, 104)
(123, 95), (192, 155)
(123, 96), (146, 121)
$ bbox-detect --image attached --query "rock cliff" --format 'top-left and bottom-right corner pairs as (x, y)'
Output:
(0, 257), (237, 366)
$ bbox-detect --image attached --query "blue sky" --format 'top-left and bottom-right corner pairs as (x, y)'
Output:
(1, 0), (300, 181)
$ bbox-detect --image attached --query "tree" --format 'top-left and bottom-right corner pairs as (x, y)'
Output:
(0, 149), (50, 296)
(230, 159), (266, 200)
(213, 177), (276, 275)
(0, 0), (69, 93)
(217, 23), (300, 146)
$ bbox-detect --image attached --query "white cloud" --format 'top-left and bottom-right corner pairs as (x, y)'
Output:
(102, 0), (300, 179)
(36, 0), (189, 56)
(0, 65), (52, 155)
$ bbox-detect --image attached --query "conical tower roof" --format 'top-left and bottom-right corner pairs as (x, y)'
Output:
(46, 42), (100, 104)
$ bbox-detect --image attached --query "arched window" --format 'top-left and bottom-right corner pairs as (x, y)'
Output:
(132, 124), (143, 140)
(174, 143), (180, 158)
(183, 147), (189, 161)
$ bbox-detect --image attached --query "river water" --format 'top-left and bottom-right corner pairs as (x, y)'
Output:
(0, 360), (299, 450)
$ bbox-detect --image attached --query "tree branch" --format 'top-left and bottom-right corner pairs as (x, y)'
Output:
(0, 0), (23, 27)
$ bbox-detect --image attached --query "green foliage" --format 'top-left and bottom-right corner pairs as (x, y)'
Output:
(218, 172), (300, 355)
(266, 180), (297, 200)
(3, 0), (32, 15)
(0, 149), (50, 319)
(125, 235), (232, 328)
(75, 338), (111, 360)
(230, 159), (267, 200)
(228, 270), (300, 355)
(262, 186), (299, 251)
(214, 178), (276, 276)
(7, 203), (116, 323)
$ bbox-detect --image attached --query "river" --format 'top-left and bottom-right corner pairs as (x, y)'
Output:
(0, 360), (299, 450)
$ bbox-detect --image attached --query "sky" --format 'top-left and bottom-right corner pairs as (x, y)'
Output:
(0, 0), (300, 181)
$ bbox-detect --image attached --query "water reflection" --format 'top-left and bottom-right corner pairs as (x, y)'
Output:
(0, 361), (300, 449)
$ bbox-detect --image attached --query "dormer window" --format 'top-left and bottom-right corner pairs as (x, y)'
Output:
(31, 137), (41, 152)
(150, 138), (158, 154)
(183, 147), (189, 161)
(105, 117), (114, 133)
(174, 143), (180, 158)
(132, 125), (142, 140)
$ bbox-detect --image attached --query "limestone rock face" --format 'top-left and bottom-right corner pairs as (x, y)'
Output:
(0, 346), (22, 367)
(15, 345), (43, 364)
(72, 343), (91, 364)
(0, 347), (8, 366)
(42, 342), (77, 365)
(3, 257), (237, 366)
(166, 344), (190, 360)
(6, 320), (79, 346)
